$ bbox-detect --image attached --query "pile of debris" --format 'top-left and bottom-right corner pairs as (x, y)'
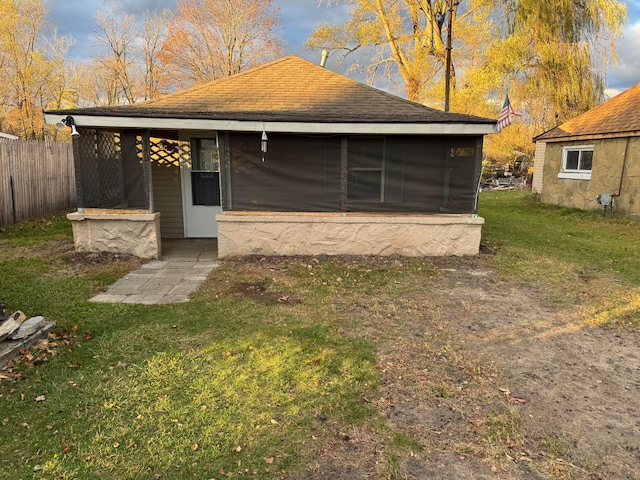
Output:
(0, 304), (56, 370)
(481, 175), (528, 191)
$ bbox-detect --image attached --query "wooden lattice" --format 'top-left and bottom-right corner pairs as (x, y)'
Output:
(143, 138), (191, 168)
(77, 130), (122, 207)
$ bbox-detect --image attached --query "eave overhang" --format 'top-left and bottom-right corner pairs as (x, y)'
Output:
(534, 130), (640, 143)
(44, 112), (496, 136)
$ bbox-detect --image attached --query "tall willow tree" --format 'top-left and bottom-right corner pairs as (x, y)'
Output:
(307, 0), (626, 131)
(497, 0), (627, 128)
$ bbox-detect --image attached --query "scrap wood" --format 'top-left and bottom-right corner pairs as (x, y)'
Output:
(0, 311), (27, 342)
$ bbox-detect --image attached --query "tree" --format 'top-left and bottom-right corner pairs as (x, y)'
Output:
(307, 0), (626, 132)
(307, 0), (493, 103)
(160, 0), (284, 88)
(0, 0), (74, 139)
(496, 0), (627, 128)
(92, 1), (139, 104)
(140, 9), (172, 100)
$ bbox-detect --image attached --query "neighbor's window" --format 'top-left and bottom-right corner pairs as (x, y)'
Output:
(559, 145), (593, 180)
(347, 137), (385, 202)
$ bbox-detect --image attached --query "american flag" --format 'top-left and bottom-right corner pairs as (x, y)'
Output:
(496, 95), (516, 132)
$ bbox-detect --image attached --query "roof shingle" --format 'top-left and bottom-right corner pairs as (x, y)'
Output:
(535, 83), (640, 141)
(48, 55), (494, 125)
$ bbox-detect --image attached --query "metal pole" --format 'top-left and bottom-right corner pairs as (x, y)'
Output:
(444, 0), (454, 112)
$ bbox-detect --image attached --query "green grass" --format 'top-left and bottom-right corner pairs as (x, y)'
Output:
(0, 222), (385, 479)
(479, 191), (640, 328)
(479, 191), (640, 285)
(2, 196), (640, 478)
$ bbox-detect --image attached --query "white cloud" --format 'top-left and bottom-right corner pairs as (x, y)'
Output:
(606, 22), (640, 94)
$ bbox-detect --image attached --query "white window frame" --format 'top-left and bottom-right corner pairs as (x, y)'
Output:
(558, 145), (593, 180)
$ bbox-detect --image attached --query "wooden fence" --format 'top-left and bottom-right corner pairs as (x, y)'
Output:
(0, 138), (75, 227)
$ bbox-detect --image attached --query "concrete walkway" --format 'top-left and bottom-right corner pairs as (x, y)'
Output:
(90, 239), (219, 305)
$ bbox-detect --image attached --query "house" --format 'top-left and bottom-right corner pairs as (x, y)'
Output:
(533, 83), (640, 215)
(44, 55), (496, 259)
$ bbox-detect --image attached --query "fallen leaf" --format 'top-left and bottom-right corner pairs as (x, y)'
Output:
(34, 395), (46, 402)
(72, 325), (78, 332)
(270, 419), (279, 425)
(234, 445), (242, 452)
(264, 457), (275, 464)
(84, 332), (92, 340)
(63, 445), (73, 454)
(191, 443), (198, 451)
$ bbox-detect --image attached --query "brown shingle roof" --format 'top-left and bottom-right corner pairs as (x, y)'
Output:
(48, 55), (494, 125)
(535, 83), (640, 141)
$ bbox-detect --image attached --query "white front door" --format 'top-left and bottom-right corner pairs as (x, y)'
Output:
(181, 136), (222, 238)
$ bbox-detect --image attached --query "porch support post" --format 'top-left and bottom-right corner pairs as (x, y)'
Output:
(142, 129), (154, 213)
(340, 137), (348, 212)
(473, 136), (484, 214)
(71, 131), (85, 212)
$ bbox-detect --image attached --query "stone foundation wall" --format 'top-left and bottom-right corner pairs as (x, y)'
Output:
(216, 213), (484, 258)
(67, 212), (162, 259)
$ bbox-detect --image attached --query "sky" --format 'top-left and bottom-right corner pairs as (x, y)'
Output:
(47, 0), (640, 98)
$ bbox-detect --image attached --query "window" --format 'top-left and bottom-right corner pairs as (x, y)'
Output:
(347, 137), (384, 202)
(191, 138), (221, 206)
(559, 145), (593, 180)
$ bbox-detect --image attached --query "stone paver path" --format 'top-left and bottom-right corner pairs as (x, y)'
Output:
(90, 240), (218, 304)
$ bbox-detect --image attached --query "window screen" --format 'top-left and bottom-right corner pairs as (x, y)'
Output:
(347, 138), (384, 202)
(227, 133), (481, 214)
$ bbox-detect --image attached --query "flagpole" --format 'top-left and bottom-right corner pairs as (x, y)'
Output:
(444, 0), (454, 112)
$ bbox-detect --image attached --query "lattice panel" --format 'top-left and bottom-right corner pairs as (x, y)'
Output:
(77, 130), (122, 207)
(143, 138), (191, 168)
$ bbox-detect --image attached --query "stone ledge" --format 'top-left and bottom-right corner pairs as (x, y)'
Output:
(217, 213), (484, 258)
(67, 211), (162, 259)
(217, 213), (484, 225)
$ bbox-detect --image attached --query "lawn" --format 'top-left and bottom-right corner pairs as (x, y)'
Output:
(1, 192), (639, 479)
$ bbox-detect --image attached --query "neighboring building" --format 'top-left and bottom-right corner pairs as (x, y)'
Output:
(44, 55), (496, 259)
(0, 132), (19, 140)
(534, 83), (640, 215)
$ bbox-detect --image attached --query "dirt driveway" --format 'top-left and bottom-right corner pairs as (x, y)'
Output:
(288, 255), (640, 480)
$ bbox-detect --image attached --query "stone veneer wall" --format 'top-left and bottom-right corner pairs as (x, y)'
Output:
(540, 137), (640, 215)
(216, 213), (484, 258)
(67, 212), (162, 259)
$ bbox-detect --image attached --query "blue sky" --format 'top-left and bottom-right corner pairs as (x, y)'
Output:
(48, 0), (639, 97)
